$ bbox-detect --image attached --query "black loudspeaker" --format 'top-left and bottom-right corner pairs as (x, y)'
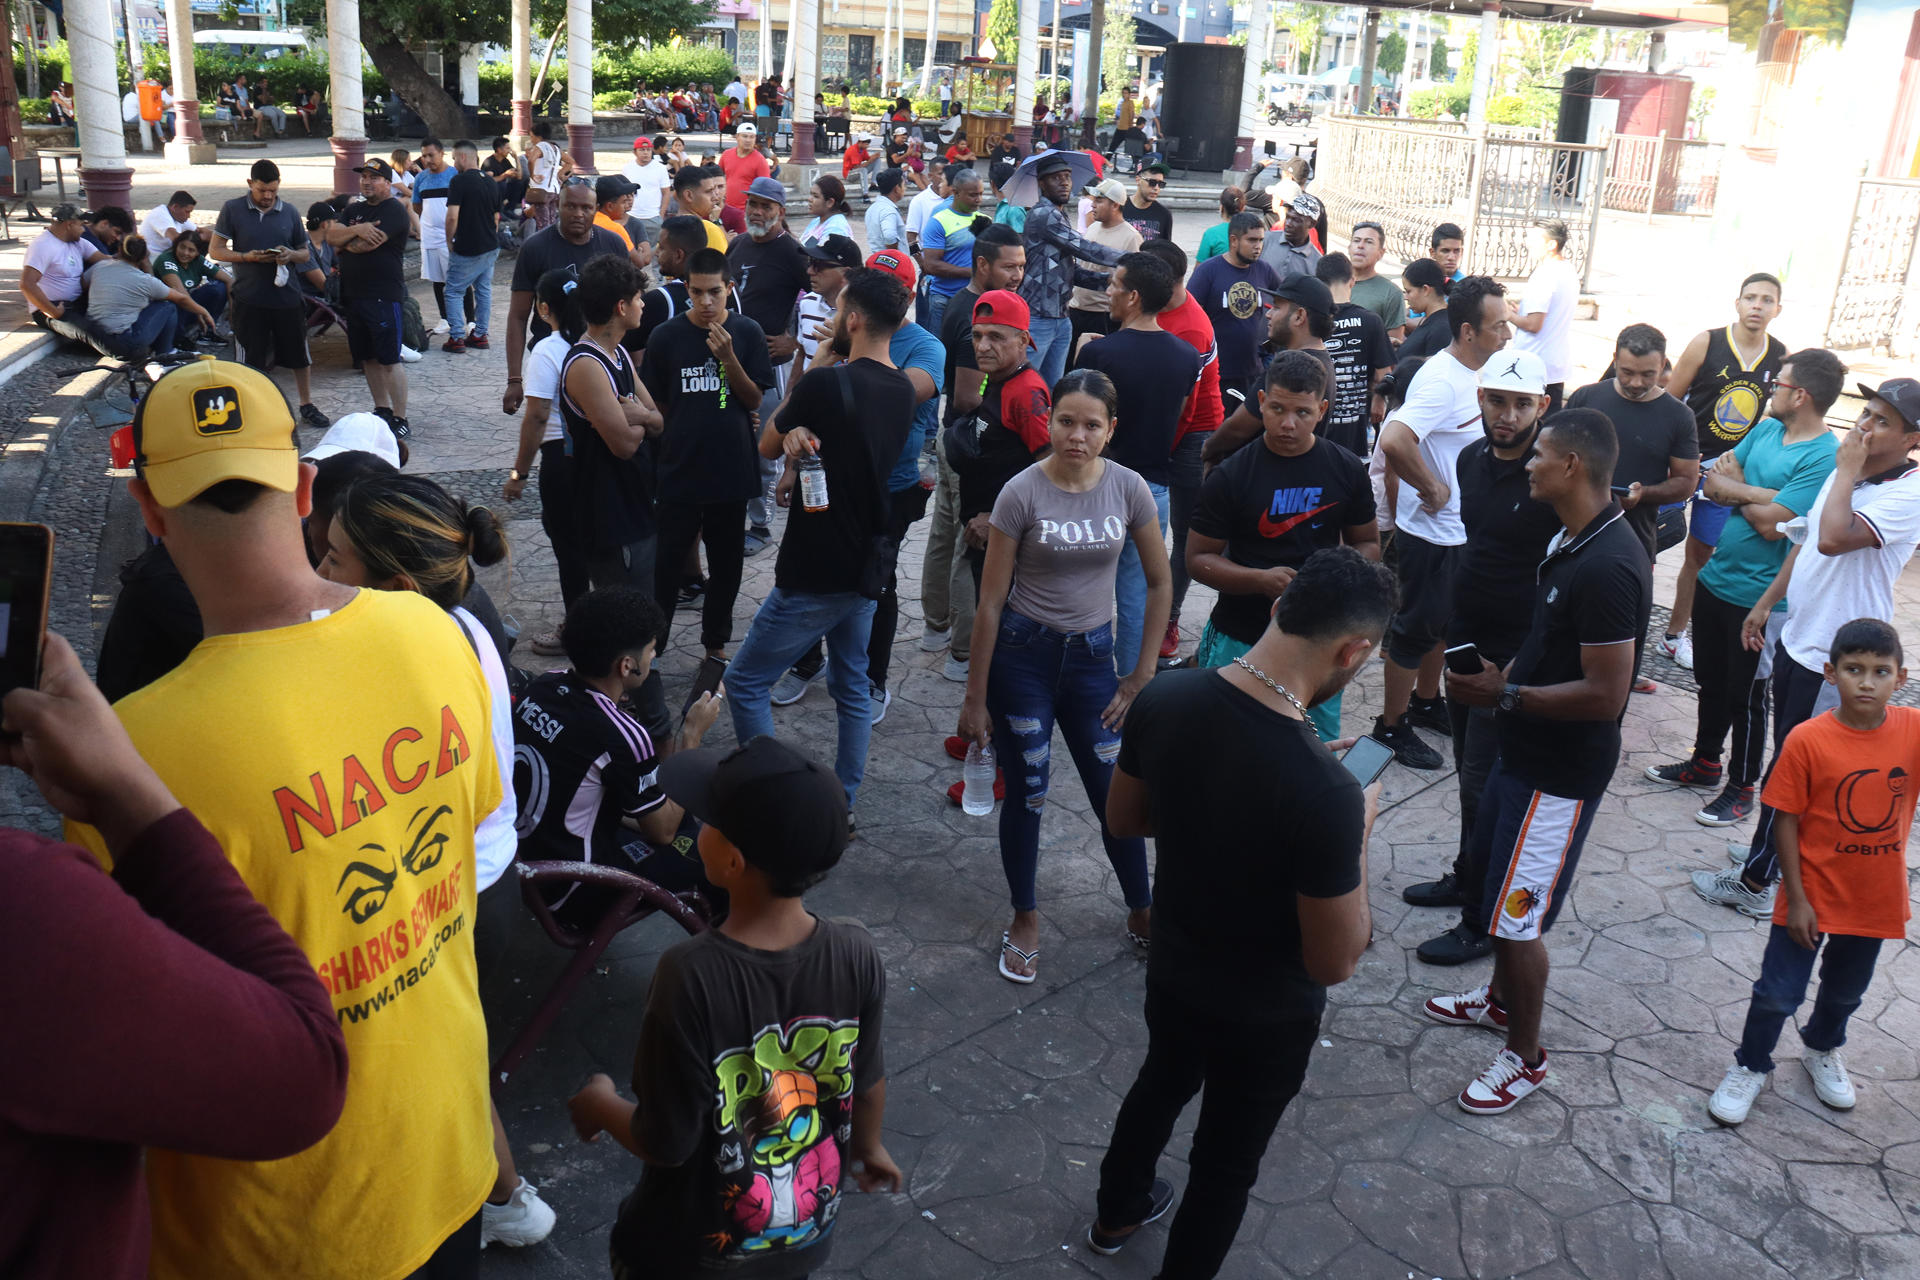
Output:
(1160, 42), (1246, 173)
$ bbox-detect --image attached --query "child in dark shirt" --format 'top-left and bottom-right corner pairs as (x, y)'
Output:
(569, 736), (900, 1277)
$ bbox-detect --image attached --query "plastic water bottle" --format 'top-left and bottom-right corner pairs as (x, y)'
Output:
(799, 453), (829, 512)
(917, 435), (939, 490)
(962, 742), (996, 815)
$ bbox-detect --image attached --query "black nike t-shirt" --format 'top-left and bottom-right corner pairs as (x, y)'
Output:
(726, 231), (812, 344)
(1189, 436), (1375, 644)
(1323, 302), (1393, 456)
(640, 312), (779, 503)
(774, 359), (917, 594)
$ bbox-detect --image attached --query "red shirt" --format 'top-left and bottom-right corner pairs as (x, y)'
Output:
(1159, 293), (1224, 440)
(946, 144), (973, 164)
(717, 147), (770, 209)
(842, 144), (870, 178)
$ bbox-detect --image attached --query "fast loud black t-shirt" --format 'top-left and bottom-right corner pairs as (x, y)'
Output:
(774, 359), (917, 594)
(1073, 327), (1202, 485)
(1499, 507), (1652, 799)
(727, 231), (812, 343)
(1122, 668), (1364, 1022)
(511, 224), (632, 341)
(1566, 378), (1699, 562)
(1189, 436), (1375, 645)
(336, 196), (410, 302)
(640, 312), (779, 504)
(447, 167), (501, 257)
(1449, 437), (1563, 667)
(1323, 302), (1394, 457)
(610, 918), (887, 1279)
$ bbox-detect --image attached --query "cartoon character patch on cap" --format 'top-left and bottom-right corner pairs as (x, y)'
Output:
(192, 386), (244, 436)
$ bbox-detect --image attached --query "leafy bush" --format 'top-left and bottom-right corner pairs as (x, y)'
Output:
(609, 45), (736, 88)
(19, 42), (387, 105)
(1486, 89), (1557, 129)
(594, 90), (633, 111)
(1407, 84), (1470, 119)
(842, 94), (942, 118)
(18, 97), (48, 124)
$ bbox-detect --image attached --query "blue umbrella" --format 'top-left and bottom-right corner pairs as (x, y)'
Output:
(998, 149), (1103, 210)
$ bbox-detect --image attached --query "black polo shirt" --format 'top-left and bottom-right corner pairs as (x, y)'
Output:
(1448, 436), (1563, 666)
(1497, 505), (1652, 800)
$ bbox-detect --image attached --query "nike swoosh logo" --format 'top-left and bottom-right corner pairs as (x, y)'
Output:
(1258, 501), (1339, 539)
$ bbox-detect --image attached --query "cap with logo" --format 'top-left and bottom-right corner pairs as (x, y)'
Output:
(660, 736), (848, 882)
(1289, 191), (1324, 220)
(805, 233), (864, 271)
(1479, 349), (1549, 395)
(1085, 178), (1128, 204)
(746, 175), (788, 204)
(353, 158), (395, 180)
(1260, 274), (1334, 319)
(1858, 377), (1920, 430)
(864, 247), (918, 288)
(304, 411), (403, 469)
(130, 356), (298, 507)
(973, 288), (1031, 332)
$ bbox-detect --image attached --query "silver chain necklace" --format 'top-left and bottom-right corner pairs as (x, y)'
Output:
(1233, 656), (1314, 725)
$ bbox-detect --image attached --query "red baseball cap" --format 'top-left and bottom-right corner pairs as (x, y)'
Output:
(864, 248), (917, 288)
(973, 289), (1030, 332)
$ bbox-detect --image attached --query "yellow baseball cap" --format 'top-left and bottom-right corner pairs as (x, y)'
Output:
(131, 355), (298, 507)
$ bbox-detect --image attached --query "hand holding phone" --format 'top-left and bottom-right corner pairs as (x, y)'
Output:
(680, 656), (728, 731)
(1339, 735), (1395, 788)
(1444, 642), (1482, 676)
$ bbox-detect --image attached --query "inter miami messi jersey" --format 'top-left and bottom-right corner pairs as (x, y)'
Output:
(1685, 326), (1786, 461)
(511, 669), (665, 869)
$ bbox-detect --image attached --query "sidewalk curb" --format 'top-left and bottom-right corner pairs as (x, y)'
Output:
(0, 364), (118, 524)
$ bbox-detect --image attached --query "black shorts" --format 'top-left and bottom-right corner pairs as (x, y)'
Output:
(344, 296), (405, 366)
(1385, 532), (1461, 668)
(232, 299), (311, 371)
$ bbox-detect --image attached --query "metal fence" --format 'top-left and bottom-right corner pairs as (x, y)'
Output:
(1826, 176), (1920, 355)
(1602, 132), (1724, 219)
(1314, 115), (1608, 289)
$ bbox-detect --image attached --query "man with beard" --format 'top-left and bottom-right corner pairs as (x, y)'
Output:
(1018, 153), (1127, 387)
(1257, 192), (1323, 285)
(1567, 324), (1700, 564)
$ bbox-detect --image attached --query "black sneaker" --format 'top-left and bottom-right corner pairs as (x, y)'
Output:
(1696, 783), (1756, 828)
(1407, 694), (1451, 734)
(389, 416), (411, 440)
(300, 403), (331, 432)
(1403, 872), (1470, 908)
(1645, 755), (1723, 788)
(1416, 920), (1495, 966)
(1370, 715), (1442, 770)
(1087, 1177), (1175, 1256)
(676, 579), (706, 609)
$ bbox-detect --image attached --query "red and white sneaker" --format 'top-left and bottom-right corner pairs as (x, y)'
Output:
(1458, 1047), (1548, 1114)
(1423, 984), (1510, 1030)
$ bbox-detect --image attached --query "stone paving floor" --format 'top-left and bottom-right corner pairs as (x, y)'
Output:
(25, 172), (1920, 1278)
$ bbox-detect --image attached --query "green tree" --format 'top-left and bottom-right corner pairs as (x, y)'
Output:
(1279, 4), (1324, 75)
(984, 0), (1019, 62)
(1429, 36), (1450, 80)
(1506, 19), (1595, 92)
(1102, 5), (1136, 92)
(1378, 30), (1406, 77)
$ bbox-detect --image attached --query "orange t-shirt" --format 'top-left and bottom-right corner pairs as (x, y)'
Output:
(1761, 705), (1920, 939)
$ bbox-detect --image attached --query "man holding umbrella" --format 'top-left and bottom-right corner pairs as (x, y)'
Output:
(1013, 151), (1128, 387)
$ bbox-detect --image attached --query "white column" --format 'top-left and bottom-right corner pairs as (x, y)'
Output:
(67, 0), (129, 208)
(326, 0), (366, 196)
(1467, 1), (1499, 126)
(511, 0), (532, 143)
(919, 0), (938, 94)
(566, 0), (595, 172)
(163, 0), (209, 156)
(1232, 0), (1270, 169)
(760, 0), (772, 76)
(460, 46), (481, 107)
(791, 0), (818, 161)
(1013, 0), (1038, 151)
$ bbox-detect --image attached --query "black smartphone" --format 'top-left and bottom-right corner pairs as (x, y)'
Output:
(1610, 484), (1633, 495)
(1444, 642), (1483, 676)
(1340, 735), (1396, 788)
(0, 524), (52, 697)
(680, 655), (728, 723)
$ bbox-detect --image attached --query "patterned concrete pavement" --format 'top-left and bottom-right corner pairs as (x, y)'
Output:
(29, 165), (1920, 1278)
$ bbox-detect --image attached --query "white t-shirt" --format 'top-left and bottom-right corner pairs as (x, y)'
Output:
(141, 204), (197, 259)
(24, 229), (87, 308)
(906, 186), (944, 238)
(524, 332), (570, 444)
(1780, 467), (1920, 672)
(1389, 348), (1484, 545)
(621, 157), (672, 219)
(1511, 256), (1579, 384)
(453, 607), (518, 892)
(795, 289), (834, 362)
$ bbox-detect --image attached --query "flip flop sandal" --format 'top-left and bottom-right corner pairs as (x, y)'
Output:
(998, 931), (1038, 984)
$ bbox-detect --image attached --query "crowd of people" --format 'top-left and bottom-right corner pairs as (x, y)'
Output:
(10, 91), (1920, 1280)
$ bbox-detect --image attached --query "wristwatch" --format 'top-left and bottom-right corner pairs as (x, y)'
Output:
(1497, 684), (1524, 714)
(507, 469), (524, 482)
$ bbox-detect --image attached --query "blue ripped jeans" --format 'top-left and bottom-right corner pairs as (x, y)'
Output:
(986, 608), (1152, 913)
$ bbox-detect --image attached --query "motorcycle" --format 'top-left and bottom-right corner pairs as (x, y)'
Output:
(1265, 102), (1312, 127)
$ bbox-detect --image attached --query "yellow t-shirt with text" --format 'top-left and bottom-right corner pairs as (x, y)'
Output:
(69, 589), (501, 1280)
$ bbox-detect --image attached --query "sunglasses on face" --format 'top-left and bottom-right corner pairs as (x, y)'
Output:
(1143, 178), (1166, 189)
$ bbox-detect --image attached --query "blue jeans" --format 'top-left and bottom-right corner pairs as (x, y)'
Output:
(1029, 314), (1073, 389)
(186, 279), (227, 325)
(1736, 925), (1884, 1074)
(104, 298), (180, 359)
(1113, 480), (1170, 678)
(986, 609), (1151, 913)
(926, 289), (952, 338)
(443, 246), (498, 338)
(727, 587), (878, 807)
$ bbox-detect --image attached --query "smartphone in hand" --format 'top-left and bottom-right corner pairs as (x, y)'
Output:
(1443, 642), (1483, 676)
(680, 655), (728, 724)
(0, 523), (53, 697)
(1340, 735), (1395, 788)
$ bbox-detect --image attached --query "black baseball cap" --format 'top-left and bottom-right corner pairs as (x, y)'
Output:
(1857, 377), (1920, 431)
(803, 232), (863, 270)
(1261, 274), (1334, 318)
(352, 158), (395, 180)
(595, 174), (638, 203)
(660, 737), (848, 883)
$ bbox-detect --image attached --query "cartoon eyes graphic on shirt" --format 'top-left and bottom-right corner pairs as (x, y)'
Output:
(333, 805), (456, 920)
(400, 803), (454, 875)
(337, 853), (398, 924)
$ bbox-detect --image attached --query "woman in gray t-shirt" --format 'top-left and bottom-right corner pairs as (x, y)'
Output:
(84, 237), (216, 360)
(957, 369), (1172, 984)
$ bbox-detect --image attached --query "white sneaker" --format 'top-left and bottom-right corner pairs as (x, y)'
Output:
(919, 624), (950, 653)
(1729, 839), (1752, 866)
(942, 654), (969, 683)
(771, 666), (818, 706)
(1804, 1048), (1857, 1110)
(1457, 1046), (1548, 1114)
(480, 1177), (556, 1248)
(1673, 632), (1694, 670)
(398, 344), (424, 363)
(870, 683), (892, 725)
(1691, 867), (1777, 918)
(430, 318), (451, 335)
(1708, 1062), (1767, 1125)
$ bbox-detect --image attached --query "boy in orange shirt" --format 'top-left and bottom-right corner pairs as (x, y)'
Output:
(1709, 617), (1916, 1126)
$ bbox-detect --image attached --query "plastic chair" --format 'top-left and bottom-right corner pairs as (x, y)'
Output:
(489, 859), (713, 1093)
